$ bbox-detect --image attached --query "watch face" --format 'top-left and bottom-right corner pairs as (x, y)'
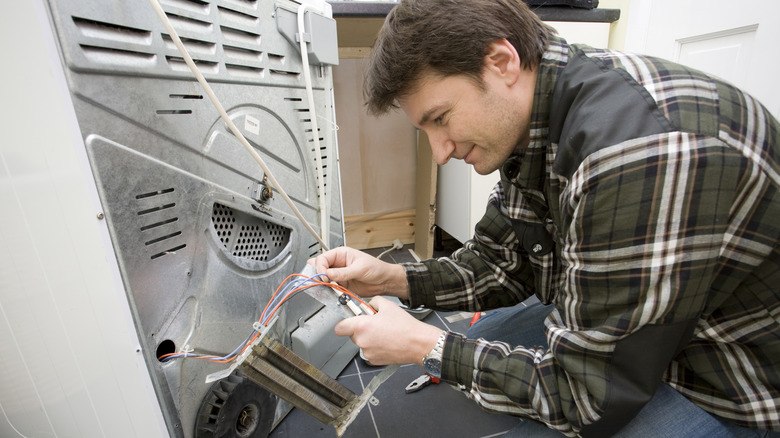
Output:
(424, 358), (442, 377)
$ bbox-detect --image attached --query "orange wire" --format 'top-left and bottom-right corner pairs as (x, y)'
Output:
(158, 275), (375, 363)
(259, 273), (308, 323)
(263, 279), (376, 323)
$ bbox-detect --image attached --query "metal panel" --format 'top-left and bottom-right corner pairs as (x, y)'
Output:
(2, 0), (352, 436)
(1, 1), (168, 437)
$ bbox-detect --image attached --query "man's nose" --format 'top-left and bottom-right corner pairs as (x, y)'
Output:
(427, 131), (455, 165)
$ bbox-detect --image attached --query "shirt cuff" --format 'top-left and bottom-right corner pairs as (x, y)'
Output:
(440, 332), (477, 392)
(401, 262), (439, 309)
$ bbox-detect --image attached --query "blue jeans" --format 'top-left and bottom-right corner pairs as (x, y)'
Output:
(466, 301), (780, 438)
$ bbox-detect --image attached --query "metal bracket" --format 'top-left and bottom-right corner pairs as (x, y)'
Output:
(251, 174), (273, 203)
(204, 315), (279, 384)
(295, 32), (312, 43)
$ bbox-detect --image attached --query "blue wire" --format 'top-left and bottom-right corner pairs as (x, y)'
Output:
(160, 329), (255, 362)
(261, 278), (300, 321)
(259, 274), (328, 325)
(160, 274), (331, 362)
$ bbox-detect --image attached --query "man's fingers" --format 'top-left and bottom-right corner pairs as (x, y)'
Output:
(325, 267), (345, 283)
(309, 247), (353, 275)
(312, 255), (333, 275)
(334, 316), (357, 337)
(368, 295), (391, 310)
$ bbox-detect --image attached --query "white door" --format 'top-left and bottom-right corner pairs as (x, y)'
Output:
(624, 0), (780, 120)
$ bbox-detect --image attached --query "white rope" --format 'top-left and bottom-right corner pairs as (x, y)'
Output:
(297, 3), (330, 244)
(147, 0), (329, 250)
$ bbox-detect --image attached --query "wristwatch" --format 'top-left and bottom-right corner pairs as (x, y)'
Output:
(423, 331), (447, 378)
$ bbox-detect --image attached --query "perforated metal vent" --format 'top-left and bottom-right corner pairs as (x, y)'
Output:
(212, 203), (291, 261)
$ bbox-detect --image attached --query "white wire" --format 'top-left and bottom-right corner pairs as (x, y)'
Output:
(376, 238), (403, 260)
(376, 248), (394, 260)
(297, 3), (330, 244)
(147, 0), (329, 250)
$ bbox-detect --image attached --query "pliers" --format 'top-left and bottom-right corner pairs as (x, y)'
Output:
(405, 373), (440, 394)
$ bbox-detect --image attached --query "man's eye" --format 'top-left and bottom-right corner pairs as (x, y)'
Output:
(433, 114), (445, 125)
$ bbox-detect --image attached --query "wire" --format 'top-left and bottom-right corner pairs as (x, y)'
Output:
(297, 3), (330, 244)
(376, 238), (404, 260)
(147, 0), (329, 250)
(157, 274), (375, 363)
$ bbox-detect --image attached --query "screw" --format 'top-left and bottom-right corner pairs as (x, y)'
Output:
(261, 186), (272, 201)
(96, 212), (105, 220)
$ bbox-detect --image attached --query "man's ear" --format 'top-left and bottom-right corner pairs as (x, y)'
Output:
(484, 38), (521, 86)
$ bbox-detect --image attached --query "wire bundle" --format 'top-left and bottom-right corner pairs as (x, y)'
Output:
(157, 274), (374, 363)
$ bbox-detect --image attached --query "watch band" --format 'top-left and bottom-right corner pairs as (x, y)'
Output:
(423, 331), (447, 378)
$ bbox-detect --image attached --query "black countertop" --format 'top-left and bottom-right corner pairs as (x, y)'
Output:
(328, 1), (620, 22)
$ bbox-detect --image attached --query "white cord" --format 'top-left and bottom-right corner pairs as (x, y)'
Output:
(297, 3), (329, 244)
(376, 238), (404, 260)
(375, 248), (394, 260)
(147, 0), (329, 250)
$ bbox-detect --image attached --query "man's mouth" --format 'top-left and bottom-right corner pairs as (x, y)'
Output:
(462, 147), (475, 164)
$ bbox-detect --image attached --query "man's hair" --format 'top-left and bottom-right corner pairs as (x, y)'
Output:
(364, 0), (555, 115)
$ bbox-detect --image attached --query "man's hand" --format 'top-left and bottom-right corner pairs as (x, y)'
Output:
(334, 296), (443, 366)
(308, 246), (409, 300)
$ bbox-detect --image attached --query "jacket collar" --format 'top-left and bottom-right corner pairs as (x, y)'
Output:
(501, 35), (569, 192)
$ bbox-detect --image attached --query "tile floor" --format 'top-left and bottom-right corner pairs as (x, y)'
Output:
(269, 239), (523, 438)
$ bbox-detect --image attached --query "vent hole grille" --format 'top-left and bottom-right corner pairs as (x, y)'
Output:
(69, 3), (303, 81)
(308, 241), (321, 259)
(136, 187), (185, 260)
(73, 16), (152, 44)
(211, 203), (291, 262)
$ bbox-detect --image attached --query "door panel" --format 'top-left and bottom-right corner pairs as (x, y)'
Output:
(625, 0), (779, 119)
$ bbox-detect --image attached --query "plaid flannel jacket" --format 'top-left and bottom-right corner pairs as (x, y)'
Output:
(404, 36), (780, 436)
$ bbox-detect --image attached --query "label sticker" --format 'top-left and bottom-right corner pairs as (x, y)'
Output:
(244, 115), (260, 135)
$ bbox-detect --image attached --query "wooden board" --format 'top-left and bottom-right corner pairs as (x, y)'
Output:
(344, 209), (415, 250)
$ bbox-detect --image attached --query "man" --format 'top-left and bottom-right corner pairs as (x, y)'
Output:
(311, 0), (780, 436)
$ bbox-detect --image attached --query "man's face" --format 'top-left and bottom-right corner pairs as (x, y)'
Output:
(399, 69), (533, 175)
